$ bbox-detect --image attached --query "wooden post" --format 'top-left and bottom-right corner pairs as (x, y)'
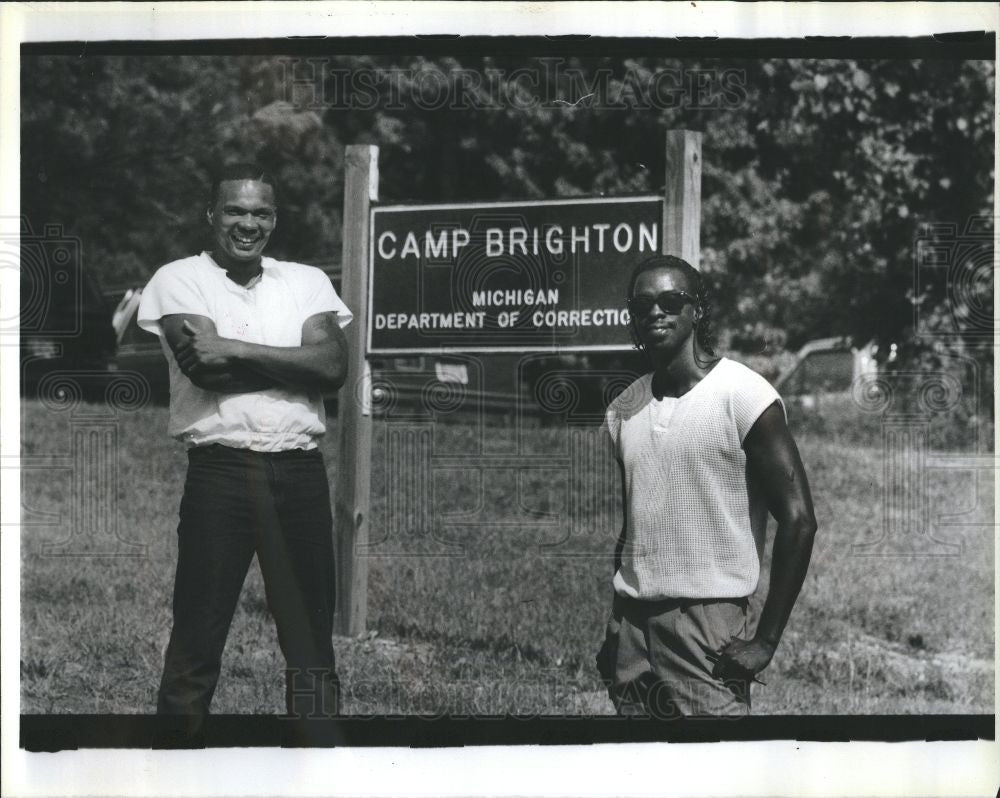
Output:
(334, 145), (378, 637)
(663, 130), (702, 268)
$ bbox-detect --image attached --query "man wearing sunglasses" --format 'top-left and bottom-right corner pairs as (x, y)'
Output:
(597, 254), (817, 717)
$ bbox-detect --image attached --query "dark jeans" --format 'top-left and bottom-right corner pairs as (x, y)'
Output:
(156, 444), (339, 738)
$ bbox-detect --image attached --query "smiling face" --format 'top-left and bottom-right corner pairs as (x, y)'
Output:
(630, 266), (700, 357)
(208, 179), (277, 269)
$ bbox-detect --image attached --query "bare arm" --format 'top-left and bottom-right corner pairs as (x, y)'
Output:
(717, 401), (818, 678)
(175, 311), (348, 394)
(234, 311), (348, 393)
(597, 440), (627, 687)
(161, 314), (278, 393)
(614, 457), (627, 577)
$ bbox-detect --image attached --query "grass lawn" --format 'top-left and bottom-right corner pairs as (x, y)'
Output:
(19, 396), (994, 715)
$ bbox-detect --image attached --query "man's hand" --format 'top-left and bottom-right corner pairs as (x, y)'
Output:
(714, 636), (776, 681)
(175, 319), (244, 375)
(221, 311), (348, 394)
(159, 314), (275, 393)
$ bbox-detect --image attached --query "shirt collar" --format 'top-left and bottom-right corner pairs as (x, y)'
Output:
(202, 251), (269, 290)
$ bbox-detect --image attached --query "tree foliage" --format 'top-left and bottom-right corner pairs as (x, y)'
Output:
(21, 53), (994, 382)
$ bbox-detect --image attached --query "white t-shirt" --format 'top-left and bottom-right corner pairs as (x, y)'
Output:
(137, 252), (352, 452)
(606, 358), (784, 600)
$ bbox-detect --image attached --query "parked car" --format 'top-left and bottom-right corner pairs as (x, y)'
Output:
(20, 249), (116, 398)
(106, 287), (170, 401)
(774, 336), (892, 410)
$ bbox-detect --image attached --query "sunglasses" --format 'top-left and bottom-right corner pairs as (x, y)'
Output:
(627, 290), (698, 317)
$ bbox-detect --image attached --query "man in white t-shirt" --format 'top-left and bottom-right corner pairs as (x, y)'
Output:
(597, 255), (817, 717)
(138, 164), (352, 744)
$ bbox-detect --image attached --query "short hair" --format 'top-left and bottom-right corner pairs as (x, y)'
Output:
(209, 163), (279, 208)
(627, 254), (718, 356)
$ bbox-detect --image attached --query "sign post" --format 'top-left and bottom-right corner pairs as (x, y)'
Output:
(334, 145), (378, 637)
(663, 129), (702, 267)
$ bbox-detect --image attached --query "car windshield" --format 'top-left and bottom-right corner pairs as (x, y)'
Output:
(785, 349), (854, 394)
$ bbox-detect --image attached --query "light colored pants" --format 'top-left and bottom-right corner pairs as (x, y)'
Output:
(599, 593), (752, 718)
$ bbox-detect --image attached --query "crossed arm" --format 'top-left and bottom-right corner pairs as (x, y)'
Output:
(160, 312), (349, 395)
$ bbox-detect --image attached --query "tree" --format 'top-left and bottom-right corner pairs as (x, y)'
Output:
(21, 53), (994, 420)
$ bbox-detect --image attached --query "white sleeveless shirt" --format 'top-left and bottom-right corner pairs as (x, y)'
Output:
(606, 358), (784, 600)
